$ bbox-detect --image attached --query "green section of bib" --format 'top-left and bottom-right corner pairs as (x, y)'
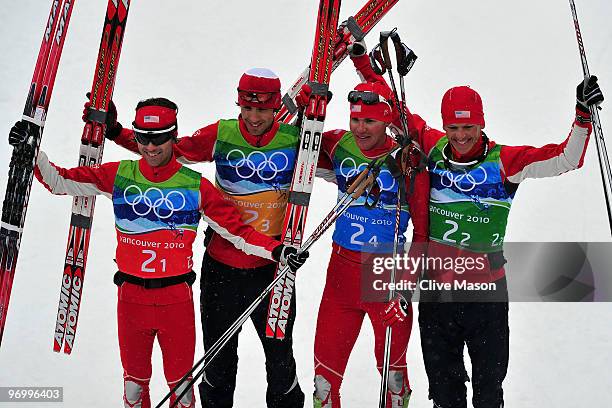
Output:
(428, 137), (514, 253)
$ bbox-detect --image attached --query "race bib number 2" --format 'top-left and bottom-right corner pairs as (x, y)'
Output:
(141, 250), (166, 273)
(139, 246), (192, 274)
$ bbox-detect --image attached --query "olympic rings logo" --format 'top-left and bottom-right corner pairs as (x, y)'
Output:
(123, 185), (186, 219)
(339, 157), (396, 192)
(226, 149), (290, 181)
(433, 160), (488, 192)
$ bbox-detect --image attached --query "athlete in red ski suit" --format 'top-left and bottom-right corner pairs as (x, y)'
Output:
(27, 98), (306, 408)
(309, 47), (429, 407)
(356, 53), (604, 407)
(107, 70), (307, 408)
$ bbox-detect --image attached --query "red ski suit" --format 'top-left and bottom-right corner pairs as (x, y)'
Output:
(353, 53), (592, 407)
(113, 118), (288, 269)
(35, 152), (280, 408)
(311, 125), (429, 408)
(353, 52), (593, 284)
(113, 118), (308, 407)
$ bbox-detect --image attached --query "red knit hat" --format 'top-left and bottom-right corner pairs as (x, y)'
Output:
(133, 105), (177, 134)
(349, 82), (394, 123)
(237, 68), (282, 109)
(441, 86), (485, 128)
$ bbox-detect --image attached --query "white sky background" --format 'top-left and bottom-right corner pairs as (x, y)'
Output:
(0, 0), (611, 406)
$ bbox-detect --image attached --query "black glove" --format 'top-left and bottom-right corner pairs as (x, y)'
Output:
(390, 142), (427, 176)
(272, 245), (309, 272)
(9, 120), (29, 147)
(82, 92), (122, 140)
(576, 75), (604, 113)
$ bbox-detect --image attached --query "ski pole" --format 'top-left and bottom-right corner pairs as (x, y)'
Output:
(569, 0), (612, 236)
(362, 30), (425, 210)
(377, 28), (405, 142)
(159, 166), (379, 408)
(377, 162), (405, 408)
(369, 28), (417, 147)
(369, 29), (420, 406)
(389, 31), (417, 146)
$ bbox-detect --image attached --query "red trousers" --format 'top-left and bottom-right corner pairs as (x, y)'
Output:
(117, 282), (196, 408)
(313, 251), (413, 407)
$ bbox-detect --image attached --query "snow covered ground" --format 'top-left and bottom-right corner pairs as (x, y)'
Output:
(1, 0), (611, 406)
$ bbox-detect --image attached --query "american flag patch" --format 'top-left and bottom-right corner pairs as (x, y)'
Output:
(143, 115), (160, 123)
(351, 105), (362, 113)
(454, 111), (471, 119)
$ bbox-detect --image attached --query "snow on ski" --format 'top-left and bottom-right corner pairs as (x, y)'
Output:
(266, 0), (399, 339)
(53, 0), (131, 354)
(265, 0), (343, 340)
(0, 0), (75, 348)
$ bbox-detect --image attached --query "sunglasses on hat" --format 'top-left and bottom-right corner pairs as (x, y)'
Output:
(237, 89), (275, 104)
(347, 90), (393, 108)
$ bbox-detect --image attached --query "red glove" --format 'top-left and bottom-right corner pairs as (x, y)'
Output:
(294, 83), (333, 110)
(295, 83), (313, 110)
(82, 101), (91, 123)
(381, 294), (410, 327)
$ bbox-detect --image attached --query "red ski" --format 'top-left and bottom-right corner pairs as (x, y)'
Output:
(265, 0), (343, 339)
(53, 0), (131, 354)
(266, 0), (400, 340)
(0, 0), (75, 348)
(275, 0), (400, 124)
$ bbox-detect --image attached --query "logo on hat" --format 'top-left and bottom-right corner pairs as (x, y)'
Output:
(454, 111), (471, 119)
(351, 105), (362, 113)
(143, 115), (160, 123)
(441, 86), (485, 128)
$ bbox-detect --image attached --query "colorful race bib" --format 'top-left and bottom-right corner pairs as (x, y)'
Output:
(112, 161), (201, 278)
(331, 132), (410, 253)
(428, 137), (515, 253)
(214, 119), (299, 236)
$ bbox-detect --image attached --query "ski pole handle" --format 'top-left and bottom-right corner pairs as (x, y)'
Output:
(369, 28), (397, 75)
(352, 172), (377, 198)
(399, 44), (417, 77)
(346, 167), (370, 194)
(390, 30), (404, 67)
(369, 46), (386, 75)
(379, 28), (396, 71)
(389, 32), (417, 77)
(363, 171), (383, 209)
(389, 29), (400, 44)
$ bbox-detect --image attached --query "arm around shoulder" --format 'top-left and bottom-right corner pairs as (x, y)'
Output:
(112, 127), (140, 154)
(174, 122), (219, 164)
(197, 177), (280, 260)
